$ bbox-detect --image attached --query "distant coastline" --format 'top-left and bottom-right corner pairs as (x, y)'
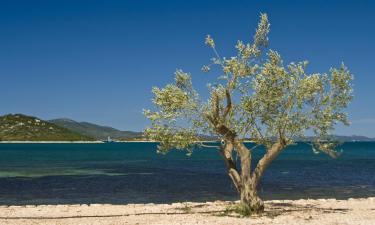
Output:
(0, 141), (104, 144)
(1, 140), (375, 144)
(1, 114), (375, 143)
(0, 140), (158, 143)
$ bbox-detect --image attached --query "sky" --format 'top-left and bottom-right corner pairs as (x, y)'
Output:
(0, 0), (374, 136)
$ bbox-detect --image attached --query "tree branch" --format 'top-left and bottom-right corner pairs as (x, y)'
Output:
(223, 89), (232, 118)
(219, 142), (242, 193)
(251, 141), (284, 186)
(254, 121), (266, 144)
(234, 140), (252, 184)
(200, 143), (220, 149)
(216, 124), (236, 141)
(210, 92), (221, 124)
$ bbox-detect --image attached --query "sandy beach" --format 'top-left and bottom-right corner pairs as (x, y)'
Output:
(0, 198), (374, 225)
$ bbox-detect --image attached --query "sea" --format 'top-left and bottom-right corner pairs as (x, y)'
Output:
(0, 142), (374, 205)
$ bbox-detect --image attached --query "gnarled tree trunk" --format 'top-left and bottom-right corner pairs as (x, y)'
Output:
(212, 96), (285, 213)
(240, 179), (264, 213)
(235, 141), (264, 213)
(220, 139), (284, 213)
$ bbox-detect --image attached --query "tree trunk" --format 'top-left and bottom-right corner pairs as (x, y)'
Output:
(240, 142), (284, 213)
(215, 124), (283, 214)
(234, 141), (265, 213)
(240, 180), (264, 213)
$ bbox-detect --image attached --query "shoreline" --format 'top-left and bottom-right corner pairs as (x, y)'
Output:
(0, 141), (105, 144)
(0, 140), (157, 143)
(1, 140), (374, 144)
(0, 141), (157, 144)
(0, 197), (374, 224)
(0, 140), (260, 144)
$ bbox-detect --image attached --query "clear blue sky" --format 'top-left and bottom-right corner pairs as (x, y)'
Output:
(0, 0), (374, 136)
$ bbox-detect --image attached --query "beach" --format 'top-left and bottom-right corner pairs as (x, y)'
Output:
(0, 198), (374, 225)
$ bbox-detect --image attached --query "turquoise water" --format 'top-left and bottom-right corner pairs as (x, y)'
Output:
(0, 142), (374, 205)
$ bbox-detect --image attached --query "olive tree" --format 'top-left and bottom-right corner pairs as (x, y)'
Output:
(144, 13), (353, 213)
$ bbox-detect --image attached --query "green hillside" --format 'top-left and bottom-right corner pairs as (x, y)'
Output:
(49, 118), (143, 140)
(0, 114), (94, 141)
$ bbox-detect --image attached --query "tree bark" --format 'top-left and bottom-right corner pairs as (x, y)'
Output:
(219, 141), (242, 193)
(218, 139), (286, 214)
(240, 180), (264, 213)
(234, 140), (264, 213)
(252, 142), (284, 186)
(219, 141), (264, 213)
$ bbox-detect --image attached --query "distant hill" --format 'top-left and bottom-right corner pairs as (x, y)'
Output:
(49, 118), (143, 140)
(329, 135), (375, 142)
(294, 135), (375, 142)
(1, 114), (374, 142)
(0, 114), (94, 141)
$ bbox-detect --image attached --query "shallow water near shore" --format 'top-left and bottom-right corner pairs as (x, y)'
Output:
(0, 142), (374, 205)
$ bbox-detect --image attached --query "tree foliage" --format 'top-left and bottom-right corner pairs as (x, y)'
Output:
(144, 13), (353, 213)
(144, 13), (353, 157)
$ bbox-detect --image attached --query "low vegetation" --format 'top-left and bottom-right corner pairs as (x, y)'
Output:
(49, 118), (142, 140)
(0, 114), (94, 141)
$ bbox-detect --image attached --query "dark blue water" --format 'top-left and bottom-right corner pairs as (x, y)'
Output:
(0, 142), (374, 205)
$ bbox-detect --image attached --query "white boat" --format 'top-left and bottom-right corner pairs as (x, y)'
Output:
(103, 136), (113, 143)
